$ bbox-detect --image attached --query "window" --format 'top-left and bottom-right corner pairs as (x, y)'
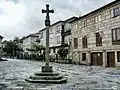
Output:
(82, 53), (86, 61)
(75, 23), (78, 29)
(95, 15), (101, 23)
(62, 25), (64, 31)
(83, 20), (87, 27)
(74, 38), (78, 49)
(39, 32), (43, 39)
(117, 52), (120, 62)
(112, 28), (120, 45)
(50, 37), (53, 44)
(82, 36), (87, 48)
(53, 48), (55, 53)
(96, 32), (102, 46)
(49, 28), (53, 35)
(112, 29), (116, 41)
(113, 7), (119, 17)
(56, 25), (61, 34)
(56, 36), (61, 44)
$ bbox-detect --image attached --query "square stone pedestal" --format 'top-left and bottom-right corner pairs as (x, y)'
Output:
(42, 66), (53, 72)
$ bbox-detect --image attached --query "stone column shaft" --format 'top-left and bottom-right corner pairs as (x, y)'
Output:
(45, 26), (49, 66)
(103, 50), (107, 68)
(87, 51), (91, 65)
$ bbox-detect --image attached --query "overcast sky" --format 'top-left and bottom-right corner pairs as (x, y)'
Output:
(0, 0), (114, 40)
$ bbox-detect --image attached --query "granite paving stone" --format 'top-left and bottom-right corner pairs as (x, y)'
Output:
(0, 59), (120, 90)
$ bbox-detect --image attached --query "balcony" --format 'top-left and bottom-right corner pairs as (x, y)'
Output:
(62, 29), (71, 36)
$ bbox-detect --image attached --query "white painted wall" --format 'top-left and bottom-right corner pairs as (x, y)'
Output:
(49, 22), (64, 47)
(38, 29), (46, 47)
(23, 36), (39, 53)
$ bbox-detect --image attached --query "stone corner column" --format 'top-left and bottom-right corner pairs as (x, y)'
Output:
(115, 50), (118, 68)
(87, 51), (91, 66)
(103, 50), (107, 68)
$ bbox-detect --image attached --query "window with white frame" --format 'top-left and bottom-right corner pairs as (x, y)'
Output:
(56, 25), (61, 34)
(75, 23), (78, 30)
(39, 32), (43, 39)
(49, 28), (53, 35)
(95, 14), (101, 23)
(56, 36), (61, 44)
(50, 37), (53, 44)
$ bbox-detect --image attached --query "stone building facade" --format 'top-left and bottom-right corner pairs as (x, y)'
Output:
(38, 28), (46, 48)
(35, 17), (78, 59)
(62, 17), (78, 59)
(22, 34), (39, 54)
(71, 0), (120, 67)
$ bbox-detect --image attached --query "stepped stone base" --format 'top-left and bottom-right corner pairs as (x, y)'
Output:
(25, 66), (67, 84)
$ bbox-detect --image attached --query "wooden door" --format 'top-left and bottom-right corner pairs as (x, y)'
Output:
(91, 52), (103, 66)
(107, 52), (115, 67)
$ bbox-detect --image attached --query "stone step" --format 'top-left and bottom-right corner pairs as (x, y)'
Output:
(35, 72), (59, 76)
(30, 74), (63, 80)
(25, 77), (67, 84)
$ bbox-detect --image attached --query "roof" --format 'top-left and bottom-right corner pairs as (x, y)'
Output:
(64, 16), (78, 23)
(50, 21), (64, 27)
(70, 0), (120, 23)
(22, 34), (39, 40)
(39, 28), (46, 32)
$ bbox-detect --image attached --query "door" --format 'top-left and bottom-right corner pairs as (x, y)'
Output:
(107, 52), (115, 67)
(117, 51), (120, 62)
(91, 52), (103, 66)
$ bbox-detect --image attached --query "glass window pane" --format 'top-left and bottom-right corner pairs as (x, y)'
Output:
(95, 16), (98, 23)
(74, 38), (78, 49)
(113, 7), (119, 17)
(112, 29), (116, 40)
(98, 15), (101, 21)
(117, 28), (120, 40)
(56, 36), (60, 44)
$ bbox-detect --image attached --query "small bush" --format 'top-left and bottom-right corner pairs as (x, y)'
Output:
(57, 46), (68, 60)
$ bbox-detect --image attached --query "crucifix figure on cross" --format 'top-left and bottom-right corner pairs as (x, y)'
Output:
(42, 4), (54, 26)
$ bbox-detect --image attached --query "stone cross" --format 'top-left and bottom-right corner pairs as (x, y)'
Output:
(42, 4), (54, 26)
(42, 4), (54, 69)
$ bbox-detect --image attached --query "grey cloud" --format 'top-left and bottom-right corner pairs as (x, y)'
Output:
(0, 0), (114, 40)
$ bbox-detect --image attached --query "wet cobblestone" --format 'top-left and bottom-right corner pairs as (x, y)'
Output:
(0, 59), (120, 90)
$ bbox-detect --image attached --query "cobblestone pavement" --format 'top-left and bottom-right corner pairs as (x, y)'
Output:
(0, 59), (120, 90)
